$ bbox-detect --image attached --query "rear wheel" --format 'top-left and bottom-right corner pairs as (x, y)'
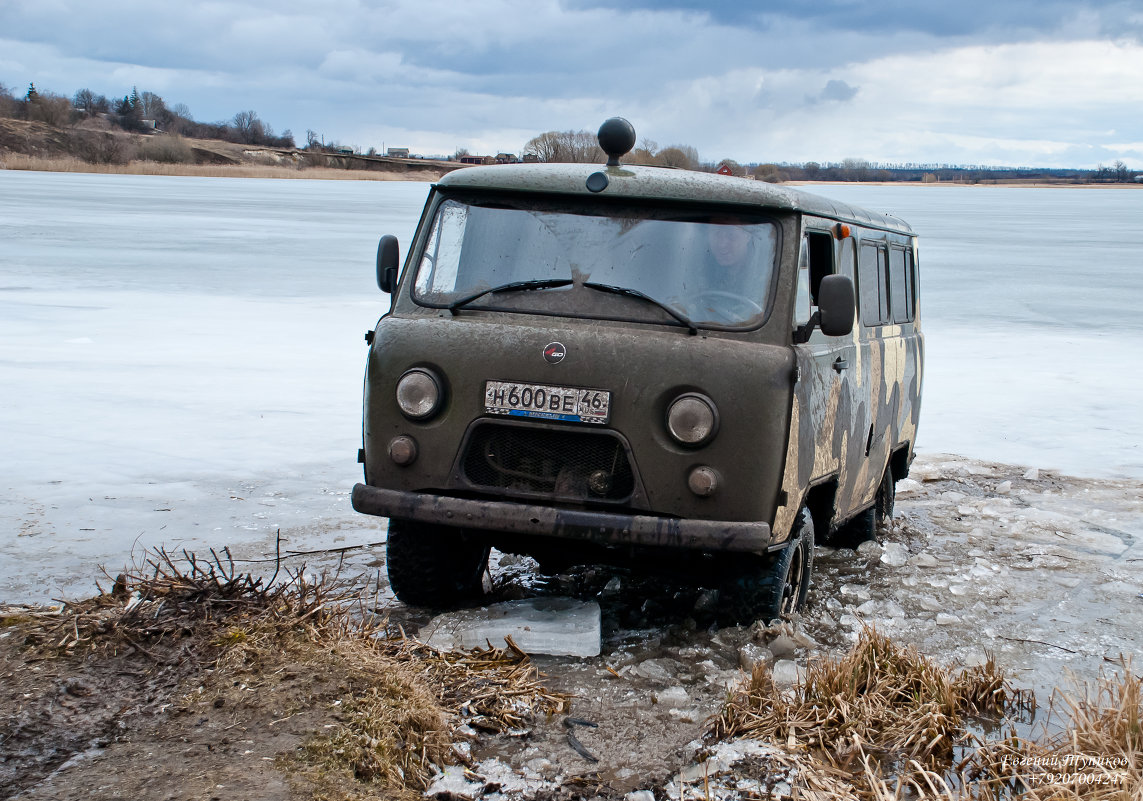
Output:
(722, 507), (814, 624)
(385, 519), (489, 607)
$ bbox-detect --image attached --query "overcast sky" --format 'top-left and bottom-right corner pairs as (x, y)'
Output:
(3, 0), (1142, 167)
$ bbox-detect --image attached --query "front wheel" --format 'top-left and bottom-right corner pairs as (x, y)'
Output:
(722, 507), (814, 624)
(385, 519), (489, 607)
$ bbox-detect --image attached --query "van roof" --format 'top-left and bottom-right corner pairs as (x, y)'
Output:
(437, 163), (914, 235)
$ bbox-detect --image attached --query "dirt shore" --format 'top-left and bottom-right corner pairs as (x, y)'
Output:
(2, 454), (1141, 799)
(0, 118), (454, 181)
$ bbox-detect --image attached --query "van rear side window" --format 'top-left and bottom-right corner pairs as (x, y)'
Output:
(858, 242), (889, 326)
(861, 240), (916, 326)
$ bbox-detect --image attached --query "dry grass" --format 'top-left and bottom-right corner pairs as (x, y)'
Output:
(13, 548), (567, 800)
(712, 625), (1141, 800)
(0, 152), (432, 180)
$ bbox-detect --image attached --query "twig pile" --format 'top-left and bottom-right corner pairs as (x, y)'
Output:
(12, 546), (569, 799)
(24, 547), (343, 661)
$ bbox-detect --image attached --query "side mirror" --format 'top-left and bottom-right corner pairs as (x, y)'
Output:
(817, 274), (855, 337)
(376, 235), (400, 293)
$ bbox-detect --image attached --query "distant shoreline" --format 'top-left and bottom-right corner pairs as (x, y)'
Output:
(2, 154), (1138, 188)
(0, 153), (447, 181)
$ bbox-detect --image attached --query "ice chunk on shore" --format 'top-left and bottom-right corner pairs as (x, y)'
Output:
(881, 543), (908, 566)
(419, 597), (601, 657)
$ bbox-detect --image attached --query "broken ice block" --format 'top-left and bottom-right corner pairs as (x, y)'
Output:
(881, 543), (908, 567)
(419, 597), (601, 657)
(771, 660), (800, 687)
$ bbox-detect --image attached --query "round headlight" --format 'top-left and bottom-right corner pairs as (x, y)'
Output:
(395, 368), (442, 420)
(666, 393), (718, 446)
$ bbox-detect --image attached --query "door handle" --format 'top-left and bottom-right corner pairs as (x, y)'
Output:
(833, 357), (848, 373)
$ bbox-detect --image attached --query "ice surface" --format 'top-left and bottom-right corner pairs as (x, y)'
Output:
(0, 172), (427, 602)
(4, 174), (1143, 605)
(419, 597), (602, 657)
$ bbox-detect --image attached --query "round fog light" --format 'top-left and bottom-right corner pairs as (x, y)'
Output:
(687, 466), (719, 497)
(388, 435), (418, 465)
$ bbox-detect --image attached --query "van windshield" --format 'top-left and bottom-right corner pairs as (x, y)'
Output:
(412, 197), (779, 329)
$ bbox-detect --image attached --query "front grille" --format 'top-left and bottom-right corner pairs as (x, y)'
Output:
(460, 422), (635, 502)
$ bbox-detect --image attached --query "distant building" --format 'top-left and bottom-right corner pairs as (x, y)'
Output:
(522, 154), (540, 163)
(495, 153), (518, 164)
(460, 155), (495, 165)
(387, 147), (410, 158)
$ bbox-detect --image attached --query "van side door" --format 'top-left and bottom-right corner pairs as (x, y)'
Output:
(788, 222), (864, 530)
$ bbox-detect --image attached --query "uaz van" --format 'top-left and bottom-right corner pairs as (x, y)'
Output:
(352, 119), (923, 621)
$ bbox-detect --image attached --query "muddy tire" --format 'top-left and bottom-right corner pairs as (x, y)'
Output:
(385, 519), (489, 607)
(722, 507), (814, 624)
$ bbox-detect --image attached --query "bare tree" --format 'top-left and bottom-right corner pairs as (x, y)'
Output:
(27, 90), (73, 126)
(522, 130), (603, 163)
(628, 137), (659, 165)
(753, 163), (786, 183)
(73, 88), (98, 115)
(655, 145), (699, 170)
(522, 131), (560, 161)
(841, 158), (870, 181)
(232, 110), (265, 144)
(0, 82), (17, 118)
(137, 91), (167, 121)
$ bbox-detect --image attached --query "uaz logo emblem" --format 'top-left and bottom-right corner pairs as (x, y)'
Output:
(543, 342), (566, 364)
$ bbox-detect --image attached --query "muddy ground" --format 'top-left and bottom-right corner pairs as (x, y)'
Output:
(2, 454), (1141, 800)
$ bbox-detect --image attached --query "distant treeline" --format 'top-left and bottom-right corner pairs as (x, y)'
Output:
(2, 80), (1137, 182)
(520, 129), (1140, 184)
(0, 81), (294, 149)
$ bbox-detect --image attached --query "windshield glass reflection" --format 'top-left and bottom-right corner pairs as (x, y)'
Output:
(413, 198), (778, 327)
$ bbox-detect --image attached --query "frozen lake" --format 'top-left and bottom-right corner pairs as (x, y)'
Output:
(1, 171), (1142, 602)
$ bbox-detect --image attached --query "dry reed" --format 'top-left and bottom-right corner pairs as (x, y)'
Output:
(712, 625), (1140, 800)
(0, 153), (436, 181)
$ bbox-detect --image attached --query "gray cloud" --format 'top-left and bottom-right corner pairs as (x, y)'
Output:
(2, 1), (1142, 167)
(815, 79), (859, 104)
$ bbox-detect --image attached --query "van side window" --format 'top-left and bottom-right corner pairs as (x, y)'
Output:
(794, 237), (812, 327)
(904, 249), (916, 320)
(858, 242), (889, 326)
(890, 247), (908, 323)
(806, 232), (833, 304)
(887, 244), (917, 323)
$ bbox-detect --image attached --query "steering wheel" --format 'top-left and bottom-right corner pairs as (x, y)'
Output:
(694, 290), (764, 321)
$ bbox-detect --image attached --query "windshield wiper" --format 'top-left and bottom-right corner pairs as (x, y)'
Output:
(583, 282), (698, 335)
(448, 278), (573, 315)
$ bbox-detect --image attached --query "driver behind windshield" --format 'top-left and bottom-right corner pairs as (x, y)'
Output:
(697, 219), (770, 322)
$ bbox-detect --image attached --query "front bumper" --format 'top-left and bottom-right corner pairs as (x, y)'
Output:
(351, 484), (776, 555)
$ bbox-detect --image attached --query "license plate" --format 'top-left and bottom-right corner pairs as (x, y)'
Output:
(484, 380), (610, 424)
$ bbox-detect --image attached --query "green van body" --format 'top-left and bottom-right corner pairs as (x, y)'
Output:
(352, 157), (923, 618)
